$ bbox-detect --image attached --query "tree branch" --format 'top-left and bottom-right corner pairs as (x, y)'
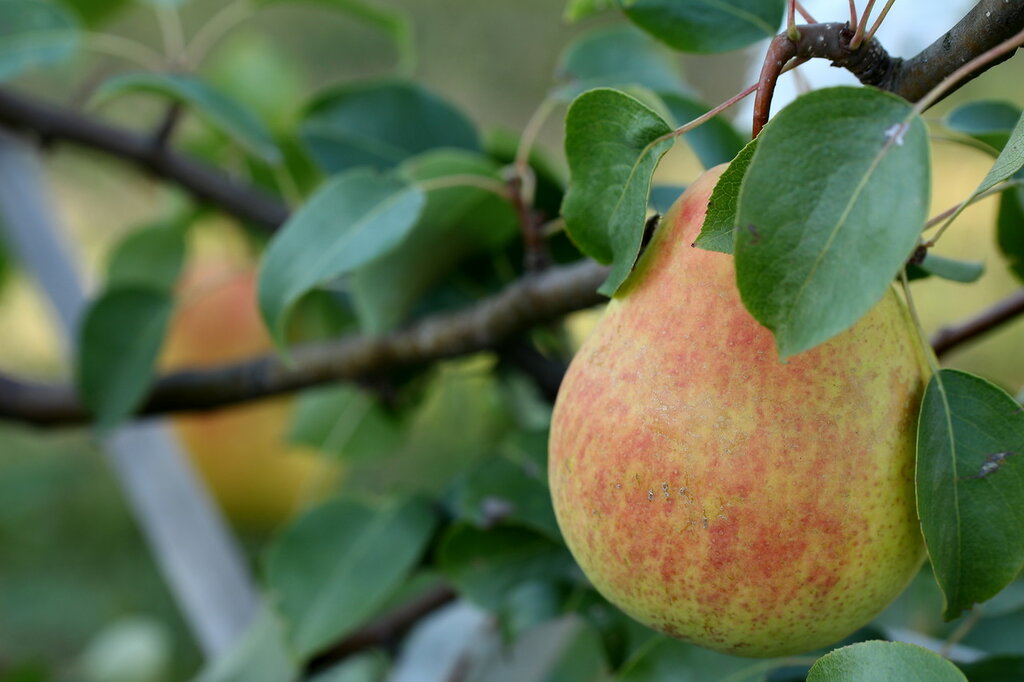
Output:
(0, 89), (288, 230)
(931, 288), (1024, 359)
(752, 0), (1024, 136)
(0, 261), (607, 426)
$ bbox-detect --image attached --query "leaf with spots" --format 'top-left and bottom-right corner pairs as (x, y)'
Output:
(917, 369), (1024, 620)
(735, 87), (930, 359)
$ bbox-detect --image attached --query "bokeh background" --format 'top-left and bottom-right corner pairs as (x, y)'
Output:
(1, 1), (1022, 679)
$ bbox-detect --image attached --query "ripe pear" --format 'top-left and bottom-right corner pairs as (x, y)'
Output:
(549, 166), (929, 657)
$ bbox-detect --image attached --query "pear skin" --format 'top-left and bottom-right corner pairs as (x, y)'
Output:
(549, 166), (929, 657)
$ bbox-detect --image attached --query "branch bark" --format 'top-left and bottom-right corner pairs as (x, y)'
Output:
(931, 288), (1024, 359)
(0, 261), (607, 426)
(0, 89), (288, 230)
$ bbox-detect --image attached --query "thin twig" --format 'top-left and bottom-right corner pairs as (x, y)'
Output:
(931, 289), (1024, 358)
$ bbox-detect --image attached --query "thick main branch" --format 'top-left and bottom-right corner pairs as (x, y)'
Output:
(0, 261), (607, 426)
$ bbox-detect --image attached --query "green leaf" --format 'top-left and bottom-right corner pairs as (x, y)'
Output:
(193, 606), (298, 682)
(105, 221), (187, 293)
(660, 92), (745, 169)
(265, 497), (437, 658)
(973, 111), (1024, 195)
(257, 168), (425, 349)
(997, 183), (1024, 283)
(349, 149), (518, 334)
(553, 24), (683, 101)
(624, 0), (786, 54)
(561, 88), (674, 296)
(694, 137), (756, 253)
(287, 385), (401, 461)
(0, 0), (78, 81)
(735, 87), (930, 358)
(437, 524), (577, 611)
(92, 73), (281, 163)
(957, 655), (1024, 681)
(906, 253), (984, 284)
(807, 641), (966, 681)
(449, 448), (560, 541)
(76, 288), (173, 431)
(619, 636), (784, 681)
(468, 616), (610, 682)
(917, 369), (1024, 619)
(945, 101), (1022, 155)
(257, 0), (414, 75)
(563, 0), (616, 22)
(55, 0), (129, 27)
(299, 79), (479, 175)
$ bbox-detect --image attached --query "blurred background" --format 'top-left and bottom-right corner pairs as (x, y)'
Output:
(0, 0), (1022, 679)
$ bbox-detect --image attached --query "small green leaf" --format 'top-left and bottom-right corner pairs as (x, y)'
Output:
(660, 92), (745, 169)
(349, 149), (517, 334)
(807, 641), (966, 681)
(553, 24), (683, 101)
(105, 221), (187, 293)
(735, 87), (930, 358)
(76, 288), (174, 430)
(93, 73), (281, 163)
(437, 524), (577, 611)
(562, 88), (674, 296)
(0, 0), (78, 81)
(917, 369), (1024, 619)
(563, 0), (616, 22)
(694, 137), (756, 254)
(997, 183), (1024, 282)
(265, 497), (437, 658)
(287, 385), (401, 461)
(257, 0), (414, 75)
(906, 253), (984, 284)
(193, 606), (298, 682)
(974, 111), (1024, 195)
(299, 79), (479, 174)
(257, 168), (425, 349)
(624, 0), (786, 54)
(945, 101), (1023, 155)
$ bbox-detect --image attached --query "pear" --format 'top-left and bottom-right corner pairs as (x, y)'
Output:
(549, 166), (929, 657)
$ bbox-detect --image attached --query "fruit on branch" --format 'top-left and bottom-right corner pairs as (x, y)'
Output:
(161, 260), (338, 528)
(549, 166), (929, 657)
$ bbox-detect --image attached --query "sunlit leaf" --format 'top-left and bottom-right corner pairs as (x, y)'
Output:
(735, 87), (929, 358)
(562, 88), (673, 296)
(93, 73), (281, 163)
(258, 168), (424, 348)
(917, 370), (1024, 619)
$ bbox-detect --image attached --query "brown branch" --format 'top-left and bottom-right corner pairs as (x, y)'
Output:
(304, 585), (457, 676)
(0, 261), (608, 426)
(752, 0), (1024, 136)
(0, 89), (288, 230)
(931, 288), (1024, 359)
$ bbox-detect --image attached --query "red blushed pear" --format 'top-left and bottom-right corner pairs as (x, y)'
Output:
(549, 166), (930, 657)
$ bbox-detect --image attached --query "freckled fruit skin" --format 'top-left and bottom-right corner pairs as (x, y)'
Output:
(549, 166), (929, 657)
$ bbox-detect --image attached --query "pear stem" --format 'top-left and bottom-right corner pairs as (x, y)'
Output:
(900, 269), (941, 375)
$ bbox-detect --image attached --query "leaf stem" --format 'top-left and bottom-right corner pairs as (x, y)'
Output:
(185, 0), (254, 69)
(154, 4), (187, 67)
(864, 0), (897, 43)
(787, 1), (799, 41)
(850, 0), (877, 49)
(900, 268), (941, 375)
(794, 1), (816, 23)
(941, 605), (984, 657)
(848, 0), (859, 32)
(514, 95), (557, 208)
(415, 174), (512, 199)
(924, 178), (1024, 244)
(81, 32), (167, 71)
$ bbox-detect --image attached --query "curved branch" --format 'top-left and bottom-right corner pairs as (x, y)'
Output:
(0, 260), (607, 426)
(0, 89), (288, 230)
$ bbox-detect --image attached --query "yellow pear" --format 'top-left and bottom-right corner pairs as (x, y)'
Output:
(549, 166), (929, 657)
